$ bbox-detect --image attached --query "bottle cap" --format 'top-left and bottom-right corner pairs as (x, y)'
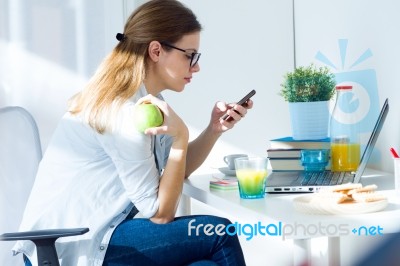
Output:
(335, 85), (353, 90)
(333, 136), (350, 143)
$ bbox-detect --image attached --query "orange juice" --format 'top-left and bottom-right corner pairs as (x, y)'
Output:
(331, 143), (360, 171)
(235, 169), (267, 198)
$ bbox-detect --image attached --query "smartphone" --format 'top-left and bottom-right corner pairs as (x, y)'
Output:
(221, 89), (256, 121)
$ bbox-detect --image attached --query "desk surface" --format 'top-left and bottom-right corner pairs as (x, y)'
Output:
(183, 168), (400, 239)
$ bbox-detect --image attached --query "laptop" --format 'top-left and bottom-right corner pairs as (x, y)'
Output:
(265, 98), (389, 193)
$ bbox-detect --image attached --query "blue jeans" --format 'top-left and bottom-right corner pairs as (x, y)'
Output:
(23, 255), (32, 266)
(25, 215), (245, 266)
(103, 215), (246, 266)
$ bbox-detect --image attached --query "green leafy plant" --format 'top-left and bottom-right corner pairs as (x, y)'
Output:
(280, 64), (336, 102)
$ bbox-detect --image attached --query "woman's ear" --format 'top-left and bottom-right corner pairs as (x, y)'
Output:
(148, 41), (162, 63)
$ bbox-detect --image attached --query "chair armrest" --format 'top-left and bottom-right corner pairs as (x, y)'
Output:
(1, 228), (89, 266)
(0, 228), (89, 241)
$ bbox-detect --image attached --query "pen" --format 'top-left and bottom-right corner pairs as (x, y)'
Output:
(390, 147), (400, 158)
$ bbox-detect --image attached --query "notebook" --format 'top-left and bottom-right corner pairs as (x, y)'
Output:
(265, 98), (389, 193)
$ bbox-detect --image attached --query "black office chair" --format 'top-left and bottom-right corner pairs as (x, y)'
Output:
(0, 228), (89, 266)
(0, 106), (88, 266)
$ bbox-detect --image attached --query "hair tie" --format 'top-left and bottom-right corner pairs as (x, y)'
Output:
(116, 33), (126, 42)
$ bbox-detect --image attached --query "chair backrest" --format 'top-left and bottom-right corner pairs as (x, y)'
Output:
(0, 106), (42, 265)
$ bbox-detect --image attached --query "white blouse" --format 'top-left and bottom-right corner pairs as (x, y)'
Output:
(13, 85), (173, 266)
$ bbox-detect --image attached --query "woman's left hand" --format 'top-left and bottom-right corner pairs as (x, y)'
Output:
(208, 99), (253, 135)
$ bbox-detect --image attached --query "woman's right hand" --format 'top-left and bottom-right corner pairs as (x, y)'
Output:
(136, 95), (188, 224)
(136, 94), (189, 141)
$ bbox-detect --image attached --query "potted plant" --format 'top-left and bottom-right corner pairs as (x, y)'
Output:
(280, 64), (336, 140)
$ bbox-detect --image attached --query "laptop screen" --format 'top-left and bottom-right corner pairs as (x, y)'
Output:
(354, 98), (389, 182)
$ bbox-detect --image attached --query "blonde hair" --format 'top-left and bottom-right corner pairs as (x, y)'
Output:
(68, 0), (202, 133)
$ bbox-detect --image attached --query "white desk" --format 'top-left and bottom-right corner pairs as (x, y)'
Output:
(180, 169), (400, 266)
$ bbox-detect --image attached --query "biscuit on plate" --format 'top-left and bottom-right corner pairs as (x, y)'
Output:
(351, 192), (387, 203)
(312, 192), (352, 204)
(347, 184), (378, 195)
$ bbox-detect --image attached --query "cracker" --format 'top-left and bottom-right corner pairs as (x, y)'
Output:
(319, 183), (362, 194)
(347, 184), (378, 195)
(313, 192), (351, 204)
(331, 183), (362, 192)
(312, 183), (383, 205)
(351, 192), (387, 203)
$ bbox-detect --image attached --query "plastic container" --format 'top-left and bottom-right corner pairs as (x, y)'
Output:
(301, 149), (330, 172)
(394, 158), (400, 191)
(330, 85), (360, 172)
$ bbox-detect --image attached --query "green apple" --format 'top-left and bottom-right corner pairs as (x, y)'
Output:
(134, 103), (164, 133)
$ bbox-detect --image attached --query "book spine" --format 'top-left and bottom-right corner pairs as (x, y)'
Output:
(269, 137), (331, 150)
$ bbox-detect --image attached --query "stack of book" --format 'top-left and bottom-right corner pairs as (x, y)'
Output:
(267, 136), (331, 172)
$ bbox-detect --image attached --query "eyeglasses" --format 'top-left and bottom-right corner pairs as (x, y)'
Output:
(160, 42), (201, 68)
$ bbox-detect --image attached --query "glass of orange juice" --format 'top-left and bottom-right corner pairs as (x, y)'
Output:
(234, 157), (268, 199)
(331, 142), (360, 171)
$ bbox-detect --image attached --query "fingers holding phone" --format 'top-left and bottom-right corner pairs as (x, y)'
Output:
(221, 103), (247, 122)
(220, 90), (255, 122)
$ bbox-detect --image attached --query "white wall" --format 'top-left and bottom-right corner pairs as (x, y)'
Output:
(0, 0), (127, 150)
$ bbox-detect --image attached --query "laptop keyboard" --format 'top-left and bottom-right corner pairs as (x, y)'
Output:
(301, 171), (354, 186)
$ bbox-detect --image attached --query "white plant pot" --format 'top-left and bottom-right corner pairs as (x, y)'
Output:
(289, 101), (330, 140)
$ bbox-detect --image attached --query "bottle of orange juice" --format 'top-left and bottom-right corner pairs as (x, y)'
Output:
(330, 85), (360, 172)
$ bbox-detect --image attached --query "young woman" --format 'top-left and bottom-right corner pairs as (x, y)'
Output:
(15, 1), (252, 265)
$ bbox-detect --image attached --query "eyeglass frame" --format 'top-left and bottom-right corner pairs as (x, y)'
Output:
(160, 42), (201, 69)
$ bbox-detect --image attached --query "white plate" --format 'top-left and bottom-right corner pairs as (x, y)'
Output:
(218, 167), (237, 176)
(293, 195), (388, 215)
